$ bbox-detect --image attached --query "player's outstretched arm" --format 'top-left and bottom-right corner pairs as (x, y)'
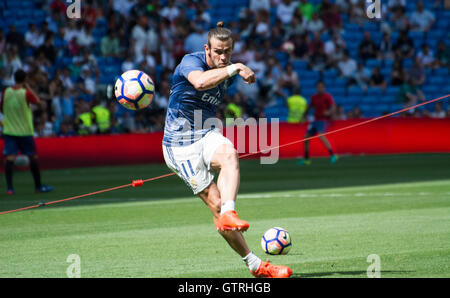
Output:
(188, 63), (256, 91)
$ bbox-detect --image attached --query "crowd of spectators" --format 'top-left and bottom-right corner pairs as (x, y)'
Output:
(0, 0), (449, 138)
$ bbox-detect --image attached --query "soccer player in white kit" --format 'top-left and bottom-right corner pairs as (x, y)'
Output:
(162, 21), (292, 278)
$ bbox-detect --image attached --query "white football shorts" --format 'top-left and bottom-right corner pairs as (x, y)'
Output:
(162, 129), (234, 194)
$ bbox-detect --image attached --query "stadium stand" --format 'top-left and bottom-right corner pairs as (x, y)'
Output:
(0, 0), (448, 137)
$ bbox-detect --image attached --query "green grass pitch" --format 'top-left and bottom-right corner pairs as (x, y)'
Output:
(0, 154), (449, 278)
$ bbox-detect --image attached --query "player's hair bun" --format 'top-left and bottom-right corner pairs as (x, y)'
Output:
(216, 21), (225, 28)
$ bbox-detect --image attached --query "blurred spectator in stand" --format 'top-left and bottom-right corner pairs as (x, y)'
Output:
(101, 30), (121, 57)
(354, 62), (371, 92)
(67, 36), (81, 57)
(390, 59), (407, 86)
(378, 32), (394, 60)
(58, 116), (76, 136)
(369, 66), (387, 91)
(409, 1), (435, 32)
(352, 106), (362, 119)
(334, 105), (346, 120)
(426, 102), (446, 118)
(160, 0), (180, 22)
(35, 111), (55, 137)
(389, 6), (409, 32)
(306, 13), (324, 35)
(25, 24), (45, 51)
(76, 23), (95, 49)
(407, 56), (426, 86)
(184, 23), (208, 54)
(131, 16), (152, 63)
(335, 0), (350, 14)
(250, 0), (270, 13)
(64, 21), (79, 45)
(261, 39), (277, 61)
(316, 0), (333, 17)
(60, 89), (75, 121)
(6, 25), (25, 57)
(387, 0), (406, 13)
(269, 23), (285, 50)
(309, 45), (328, 71)
(358, 31), (378, 61)
(298, 0), (316, 21)
(112, 0), (138, 18)
(50, 0), (67, 15)
(349, 0), (366, 26)
(37, 32), (57, 64)
(417, 44), (436, 69)
(337, 50), (357, 86)
(154, 80), (170, 112)
(254, 9), (272, 42)
(59, 67), (74, 92)
(195, 4), (211, 26)
(82, 0), (99, 29)
(172, 30), (186, 66)
(397, 78), (425, 115)
(324, 31), (346, 66)
(285, 15), (307, 40)
(280, 63), (300, 95)
(324, 30), (346, 56)
(1, 47), (23, 86)
(292, 33), (309, 60)
(247, 51), (266, 80)
(74, 48), (99, 76)
(321, 4), (342, 33)
(235, 40), (256, 65)
(121, 53), (135, 72)
(308, 32), (324, 57)
(393, 30), (414, 59)
(259, 66), (279, 105)
(76, 65), (98, 102)
(434, 41), (449, 67)
(159, 17), (175, 70)
(277, 0), (299, 26)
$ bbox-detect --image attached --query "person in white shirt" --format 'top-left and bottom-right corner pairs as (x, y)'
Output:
(306, 13), (324, 34)
(410, 1), (435, 32)
(417, 44), (435, 68)
(160, 0), (180, 21)
(337, 50), (357, 82)
(113, 0), (136, 18)
(25, 24), (44, 49)
(249, 0), (270, 13)
(277, 0), (299, 25)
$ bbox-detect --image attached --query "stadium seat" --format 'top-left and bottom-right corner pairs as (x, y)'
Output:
(348, 86), (365, 97)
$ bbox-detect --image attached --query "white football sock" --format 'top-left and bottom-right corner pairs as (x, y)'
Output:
(220, 200), (235, 215)
(243, 251), (262, 272)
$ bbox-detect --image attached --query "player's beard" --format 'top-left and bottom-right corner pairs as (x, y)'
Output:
(208, 52), (229, 69)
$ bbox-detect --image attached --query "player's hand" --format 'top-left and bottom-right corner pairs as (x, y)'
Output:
(235, 63), (256, 84)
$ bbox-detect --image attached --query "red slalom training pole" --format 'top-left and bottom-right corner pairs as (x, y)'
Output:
(0, 94), (448, 215)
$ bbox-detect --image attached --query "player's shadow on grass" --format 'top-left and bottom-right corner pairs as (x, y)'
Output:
(292, 270), (415, 278)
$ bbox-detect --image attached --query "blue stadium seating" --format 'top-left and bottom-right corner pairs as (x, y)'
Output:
(0, 0), (448, 122)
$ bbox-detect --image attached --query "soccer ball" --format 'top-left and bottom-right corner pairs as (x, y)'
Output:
(261, 227), (292, 255)
(281, 41), (295, 53)
(114, 70), (155, 110)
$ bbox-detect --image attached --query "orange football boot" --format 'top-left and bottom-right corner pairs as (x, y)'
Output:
(250, 261), (293, 278)
(215, 210), (249, 232)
